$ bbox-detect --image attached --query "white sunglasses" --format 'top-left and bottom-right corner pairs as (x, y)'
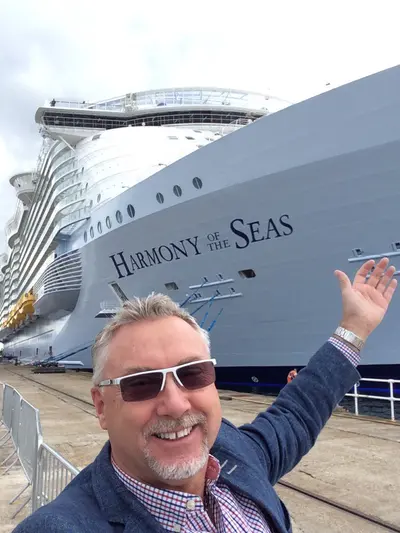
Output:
(98, 359), (217, 401)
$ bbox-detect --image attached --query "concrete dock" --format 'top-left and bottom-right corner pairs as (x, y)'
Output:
(1, 364), (400, 532)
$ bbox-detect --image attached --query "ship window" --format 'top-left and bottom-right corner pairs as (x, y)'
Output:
(239, 269), (256, 279)
(97, 221), (102, 234)
(173, 185), (182, 197)
(127, 204), (135, 218)
(156, 193), (164, 204)
(89, 199), (93, 208)
(106, 216), (112, 229)
(116, 210), (123, 223)
(97, 193), (101, 203)
(168, 136), (179, 140)
(352, 248), (364, 257)
(90, 226), (94, 239)
(85, 183), (88, 191)
(84, 231), (87, 243)
(192, 177), (203, 190)
(185, 136), (195, 140)
(92, 134), (101, 141)
(165, 282), (179, 290)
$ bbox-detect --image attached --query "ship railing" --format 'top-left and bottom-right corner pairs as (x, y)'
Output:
(0, 382), (79, 518)
(45, 88), (292, 113)
(100, 300), (120, 312)
(345, 378), (400, 421)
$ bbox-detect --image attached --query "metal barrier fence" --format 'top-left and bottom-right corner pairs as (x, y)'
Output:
(345, 377), (400, 421)
(0, 381), (79, 518)
(32, 442), (79, 511)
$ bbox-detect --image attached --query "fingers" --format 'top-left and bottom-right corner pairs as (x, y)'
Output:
(359, 256), (398, 297)
(353, 259), (376, 285)
(384, 278), (398, 303)
(366, 257), (390, 288)
(375, 265), (396, 293)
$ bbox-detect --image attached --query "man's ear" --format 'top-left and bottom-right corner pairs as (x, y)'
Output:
(91, 387), (108, 430)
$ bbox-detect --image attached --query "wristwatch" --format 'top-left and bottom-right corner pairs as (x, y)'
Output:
(334, 326), (365, 351)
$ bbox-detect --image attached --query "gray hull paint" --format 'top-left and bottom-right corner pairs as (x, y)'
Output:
(7, 65), (400, 372)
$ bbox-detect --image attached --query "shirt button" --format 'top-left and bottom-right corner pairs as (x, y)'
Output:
(186, 499), (195, 510)
(173, 525), (181, 532)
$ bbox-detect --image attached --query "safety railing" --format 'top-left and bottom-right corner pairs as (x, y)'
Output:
(32, 442), (79, 511)
(345, 378), (400, 421)
(0, 382), (79, 519)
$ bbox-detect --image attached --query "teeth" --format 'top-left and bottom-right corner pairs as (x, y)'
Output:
(156, 426), (193, 440)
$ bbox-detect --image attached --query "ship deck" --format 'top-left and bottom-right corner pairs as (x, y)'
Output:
(1, 363), (400, 532)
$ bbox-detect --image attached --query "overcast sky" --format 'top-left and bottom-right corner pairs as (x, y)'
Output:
(0, 0), (399, 254)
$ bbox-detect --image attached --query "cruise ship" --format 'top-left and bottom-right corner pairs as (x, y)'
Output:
(1, 66), (400, 393)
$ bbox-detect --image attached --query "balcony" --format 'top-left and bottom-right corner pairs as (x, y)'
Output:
(0, 253), (8, 274)
(5, 201), (26, 248)
(9, 172), (35, 207)
(33, 249), (82, 317)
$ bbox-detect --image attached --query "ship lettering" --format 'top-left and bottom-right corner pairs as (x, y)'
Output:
(230, 214), (293, 250)
(109, 236), (201, 278)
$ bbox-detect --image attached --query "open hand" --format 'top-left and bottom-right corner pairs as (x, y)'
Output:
(334, 257), (397, 341)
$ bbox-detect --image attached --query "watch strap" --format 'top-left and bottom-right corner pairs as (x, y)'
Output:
(334, 326), (365, 351)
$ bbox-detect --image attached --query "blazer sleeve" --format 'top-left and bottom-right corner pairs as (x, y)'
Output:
(238, 341), (360, 485)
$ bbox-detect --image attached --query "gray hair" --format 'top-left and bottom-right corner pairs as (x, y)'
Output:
(91, 293), (210, 385)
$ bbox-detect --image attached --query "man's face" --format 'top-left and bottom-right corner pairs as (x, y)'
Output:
(91, 316), (222, 489)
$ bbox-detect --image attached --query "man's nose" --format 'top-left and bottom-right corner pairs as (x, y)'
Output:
(155, 373), (191, 418)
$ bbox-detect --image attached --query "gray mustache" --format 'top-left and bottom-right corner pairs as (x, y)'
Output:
(146, 413), (207, 436)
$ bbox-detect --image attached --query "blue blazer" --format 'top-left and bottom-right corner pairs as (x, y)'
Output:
(13, 342), (359, 532)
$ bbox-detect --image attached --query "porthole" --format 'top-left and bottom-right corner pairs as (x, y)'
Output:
(97, 193), (101, 203)
(89, 199), (93, 208)
(192, 177), (203, 190)
(90, 226), (94, 239)
(156, 192), (164, 204)
(84, 231), (87, 243)
(106, 216), (112, 229)
(97, 221), (102, 234)
(85, 183), (88, 191)
(127, 204), (135, 218)
(116, 210), (123, 224)
(173, 185), (182, 197)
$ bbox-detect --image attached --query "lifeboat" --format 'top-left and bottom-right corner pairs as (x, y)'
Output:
(3, 290), (36, 330)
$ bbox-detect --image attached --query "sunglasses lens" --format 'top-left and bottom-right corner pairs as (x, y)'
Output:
(177, 361), (216, 390)
(120, 373), (163, 402)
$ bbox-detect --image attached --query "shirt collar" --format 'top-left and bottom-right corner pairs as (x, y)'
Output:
(111, 454), (221, 530)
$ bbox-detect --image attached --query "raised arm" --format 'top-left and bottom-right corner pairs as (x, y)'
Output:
(239, 257), (397, 485)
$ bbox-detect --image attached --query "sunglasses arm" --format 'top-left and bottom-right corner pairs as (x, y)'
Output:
(98, 378), (120, 387)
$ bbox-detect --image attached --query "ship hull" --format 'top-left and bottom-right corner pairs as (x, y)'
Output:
(4, 66), (400, 395)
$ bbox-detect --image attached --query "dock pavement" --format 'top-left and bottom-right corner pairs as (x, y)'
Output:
(1, 364), (400, 532)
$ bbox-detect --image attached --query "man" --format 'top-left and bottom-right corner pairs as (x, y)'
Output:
(13, 257), (397, 532)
